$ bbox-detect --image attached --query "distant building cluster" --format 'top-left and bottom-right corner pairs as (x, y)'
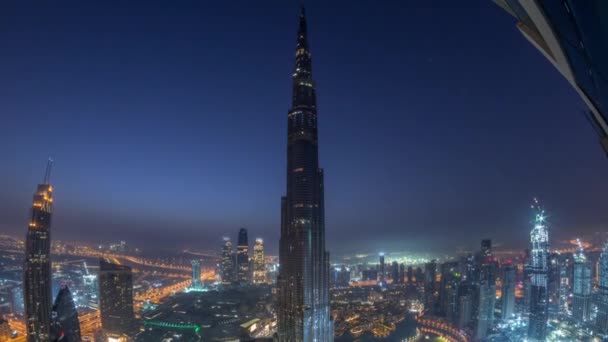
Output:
(220, 228), (268, 286)
(327, 200), (608, 341)
(431, 203), (607, 341)
(5, 162), (608, 342)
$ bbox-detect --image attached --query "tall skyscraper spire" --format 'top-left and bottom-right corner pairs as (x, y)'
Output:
(277, 6), (333, 342)
(294, 7), (311, 78)
(43, 158), (53, 185)
(527, 198), (549, 341)
(24, 161), (55, 341)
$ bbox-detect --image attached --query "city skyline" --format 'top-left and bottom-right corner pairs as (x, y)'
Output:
(2, 1), (608, 255)
(2, 2), (608, 342)
(4, 189), (607, 341)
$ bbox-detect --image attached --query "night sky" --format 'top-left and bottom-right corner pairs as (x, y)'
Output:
(1, 1), (607, 255)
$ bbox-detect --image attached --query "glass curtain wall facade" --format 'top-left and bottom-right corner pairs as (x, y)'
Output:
(493, 0), (608, 155)
(24, 161), (54, 342)
(277, 7), (333, 342)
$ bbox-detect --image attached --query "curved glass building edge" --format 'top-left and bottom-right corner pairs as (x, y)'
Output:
(493, 0), (608, 155)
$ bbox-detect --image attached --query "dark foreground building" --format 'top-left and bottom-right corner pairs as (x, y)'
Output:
(50, 286), (82, 341)
(24, 160), (54, 342)
(493, 0), (608, 155)
(237, 228), (250, 284)
(99, 258), (135, 338)
(277, 7), (333, 342)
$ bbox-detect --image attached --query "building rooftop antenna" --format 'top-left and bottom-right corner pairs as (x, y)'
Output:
(43, 158), (53, 184)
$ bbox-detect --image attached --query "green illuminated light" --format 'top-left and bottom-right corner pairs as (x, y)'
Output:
(144, 320), (202, 334)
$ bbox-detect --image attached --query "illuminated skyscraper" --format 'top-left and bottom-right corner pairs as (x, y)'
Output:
(572, 240), (592, 323)
(501, 263), (516, 319)
(331, 266), (350, 287)
(463, 254), (476, 282)
(597, 242), (608, 332)
(476, 240), (496, 340)
(237, 228), (249, 284)
(24, 160), (54, 342)
(379, 253), (386, 284)
(191, 259), (202, 289)
(99, 258), (135, 338)
(221, 237), (234, 285)
(522, 249), (532, 312)
(83, 270), (98, 308)
(547, 253), (561, 313)
(277, 6), (333, 341)
(527, 199), (549, 341)
(50, 285), (81, 342)
(439, 261), (460, 322)
(253, 238), (267, 284)
(558, 258), (569, 315)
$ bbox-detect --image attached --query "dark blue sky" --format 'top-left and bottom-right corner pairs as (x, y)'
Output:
(1, 0), (607, 255)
